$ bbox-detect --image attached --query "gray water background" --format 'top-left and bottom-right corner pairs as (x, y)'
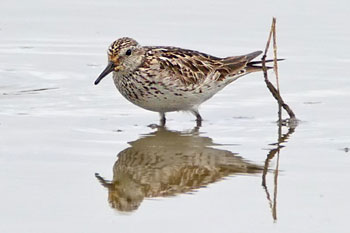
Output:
(1, 0), (350, 232)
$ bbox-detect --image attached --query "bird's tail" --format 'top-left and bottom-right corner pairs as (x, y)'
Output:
(246, 58), (285, 72)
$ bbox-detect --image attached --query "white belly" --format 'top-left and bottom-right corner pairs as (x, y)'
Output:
(112, 71), (240, 113)
(113, 77), (225, 113)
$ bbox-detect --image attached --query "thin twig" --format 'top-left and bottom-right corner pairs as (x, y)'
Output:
(261, 18), (296, 120)
(272, 18), (280, 92)
(261, 18), (298, 222)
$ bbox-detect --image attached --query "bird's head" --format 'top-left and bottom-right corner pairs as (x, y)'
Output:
(94, 37), (144, 85)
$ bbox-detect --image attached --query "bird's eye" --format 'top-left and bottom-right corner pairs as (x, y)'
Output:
(125, 49), (132, 56)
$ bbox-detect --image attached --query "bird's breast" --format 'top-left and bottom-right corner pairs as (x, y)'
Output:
(112, 71), (225, 112)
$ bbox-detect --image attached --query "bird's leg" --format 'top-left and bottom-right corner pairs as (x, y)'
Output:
(191, 110), (202, 127)
(159, 112), (166, 126)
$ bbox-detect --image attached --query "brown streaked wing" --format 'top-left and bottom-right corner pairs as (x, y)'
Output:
(144, 46), (223, 85)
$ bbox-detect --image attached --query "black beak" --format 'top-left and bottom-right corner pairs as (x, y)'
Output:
(94, 62), (115, 85)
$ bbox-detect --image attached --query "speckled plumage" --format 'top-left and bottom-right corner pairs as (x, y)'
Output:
(95, 37), (265, 125)
(95, 127), (263, 212)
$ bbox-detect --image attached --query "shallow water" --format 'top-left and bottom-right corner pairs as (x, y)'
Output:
(1, 0), (350, 232)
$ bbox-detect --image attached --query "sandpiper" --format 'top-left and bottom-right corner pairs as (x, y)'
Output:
(95, 37), (273, 126)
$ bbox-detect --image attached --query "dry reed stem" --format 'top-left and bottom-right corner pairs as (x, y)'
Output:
(262, 18), (296, 120)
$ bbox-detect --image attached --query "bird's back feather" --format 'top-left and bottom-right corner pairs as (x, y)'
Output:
(143, 47), (262, 86)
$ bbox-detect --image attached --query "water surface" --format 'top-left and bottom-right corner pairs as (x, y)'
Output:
(1, 0), (350, 233)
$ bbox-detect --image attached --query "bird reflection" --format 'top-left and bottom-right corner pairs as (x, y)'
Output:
(95, 127), (263, 212)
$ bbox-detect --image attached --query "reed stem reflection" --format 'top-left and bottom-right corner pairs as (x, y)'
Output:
(262, 115), (296, 221)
